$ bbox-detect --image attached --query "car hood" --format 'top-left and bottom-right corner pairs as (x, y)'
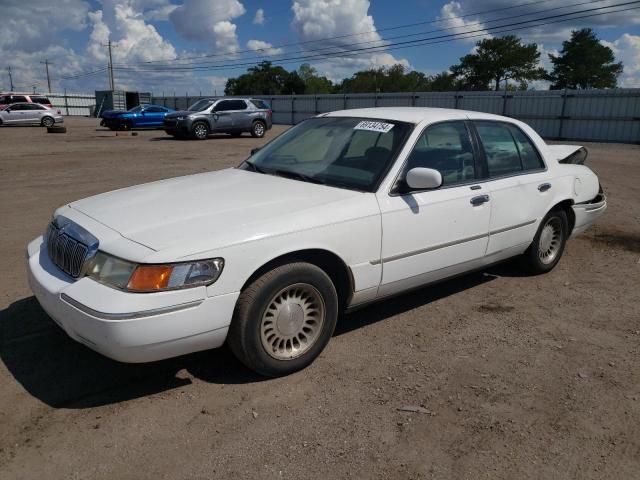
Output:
(101, 110), (128, 118)
(165, 110), (195, 119)
(68, 168), (364, 255)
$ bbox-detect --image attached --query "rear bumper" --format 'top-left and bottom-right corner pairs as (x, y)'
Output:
(27, 236), (239, 363)
(571, 192), (607, 236)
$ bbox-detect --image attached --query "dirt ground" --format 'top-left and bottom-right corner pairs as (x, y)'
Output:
(0, 117), (639, 479)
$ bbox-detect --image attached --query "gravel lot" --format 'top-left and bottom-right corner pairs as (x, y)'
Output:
(1, 117), (639, 479)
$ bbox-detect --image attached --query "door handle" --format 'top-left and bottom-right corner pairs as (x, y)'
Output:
(470, 194), (490, 206)
(538, 183), (551, 192)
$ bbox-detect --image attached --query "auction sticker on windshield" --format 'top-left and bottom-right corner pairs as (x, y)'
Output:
(354, 121), (395, 133)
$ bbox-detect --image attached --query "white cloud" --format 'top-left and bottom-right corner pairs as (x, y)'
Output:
(290, 0), (409, 80)
(438, 1), (490, 44)
(253, 8), (265, 25)
(246, 39), (284, 56)
(0, 0), (89, 53)
(602, 34), (640, 87)
(170, 0), (246, 53)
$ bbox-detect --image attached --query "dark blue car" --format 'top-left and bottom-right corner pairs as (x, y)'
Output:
(100, 104), (175, 130)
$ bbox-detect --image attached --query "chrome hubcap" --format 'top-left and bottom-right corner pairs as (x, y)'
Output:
(43, 118), (53, 127)
(260, 283), (325, 360)
(254, 123), (264, 136)
(538, 218), (562, 264)
(194, 124), (207, 138)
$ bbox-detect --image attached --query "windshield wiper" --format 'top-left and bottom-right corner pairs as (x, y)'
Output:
(243, 159), (267, 174)
(270, 169), (326, 185)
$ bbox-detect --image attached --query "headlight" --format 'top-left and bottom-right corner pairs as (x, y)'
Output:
(87, 252), (224, 292)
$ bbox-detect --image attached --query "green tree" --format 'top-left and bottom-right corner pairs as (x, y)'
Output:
(298, 64), (333, 94)
(224, 61), (295, 95)
(335, 64), (432, 93)
(547, 28), (623, 89)
(450, 35), (546, 91)
(429, 71), (460, 91)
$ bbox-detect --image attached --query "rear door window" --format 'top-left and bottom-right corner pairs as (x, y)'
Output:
(508, 125), (545, 170)
(475, 122), (523, 177)
(12, 96), (28, 103)
(250, 99), (270, 110)
(31, 96), (51, 105)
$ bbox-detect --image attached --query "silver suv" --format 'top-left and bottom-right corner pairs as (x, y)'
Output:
(164, 97), (273, 140)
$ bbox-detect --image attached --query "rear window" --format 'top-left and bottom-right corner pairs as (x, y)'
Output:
(250, 99), (270, 110)
(31, 96), (51, 104)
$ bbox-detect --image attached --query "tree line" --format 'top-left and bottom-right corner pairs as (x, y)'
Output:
(225, 28), (623, 96)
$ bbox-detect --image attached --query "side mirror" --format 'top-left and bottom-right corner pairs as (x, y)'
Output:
(5, 108), (10, 112)
(405, 167), (442, 190)
(250, 147), (262, 155)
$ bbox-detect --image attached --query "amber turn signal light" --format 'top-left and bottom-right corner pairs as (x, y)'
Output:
(127, 265), (174, 292)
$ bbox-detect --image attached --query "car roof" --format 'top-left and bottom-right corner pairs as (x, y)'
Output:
(324, 107), (509, 124)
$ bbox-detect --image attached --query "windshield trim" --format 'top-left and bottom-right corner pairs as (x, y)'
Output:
(238, 116), (415, 193)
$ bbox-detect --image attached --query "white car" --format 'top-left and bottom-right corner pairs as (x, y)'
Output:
(0, 102), (63, 127)
(27, 107), (606, 376)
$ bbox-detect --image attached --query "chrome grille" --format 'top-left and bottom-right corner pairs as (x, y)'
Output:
(46, 223), (90, 278)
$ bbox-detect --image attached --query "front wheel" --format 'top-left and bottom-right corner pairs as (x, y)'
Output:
(41, 116), (55, 127)
(522, 209), (568, 274)
(227, 262), (338, 377)
(191, 122), (209, 140)
(250, 121), (266, 138)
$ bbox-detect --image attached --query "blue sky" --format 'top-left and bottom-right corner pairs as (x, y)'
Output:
(2, 0), (639, 94)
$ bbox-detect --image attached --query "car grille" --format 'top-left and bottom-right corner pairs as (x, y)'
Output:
(46, 223), (89, 278)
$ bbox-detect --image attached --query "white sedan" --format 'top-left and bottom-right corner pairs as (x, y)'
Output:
(27, 107), (606, 376)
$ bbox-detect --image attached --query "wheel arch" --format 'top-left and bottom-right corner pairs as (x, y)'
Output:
(548, 198), (576, 233)
(239, 248), (355, 310)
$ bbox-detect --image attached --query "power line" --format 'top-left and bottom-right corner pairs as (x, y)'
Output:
(120, 0), (567, 66)
(116, 0), (605, 69)
(117, 1), (640, 73)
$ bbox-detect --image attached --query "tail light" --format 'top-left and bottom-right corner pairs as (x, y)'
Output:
(268, 109), (272, 117)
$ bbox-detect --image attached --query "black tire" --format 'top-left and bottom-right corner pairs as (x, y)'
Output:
(250, 121), (266, 138)
(47, 126), (67, 133)
(521, 209), (569, 274)
(227, 262), (339, 377)
(41, 116), (55, 128)
(191, 121), (209, 140)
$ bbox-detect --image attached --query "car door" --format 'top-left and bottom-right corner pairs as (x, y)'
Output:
(4, 104), (29, 123)
(210, 100), (235, 131)
(143, 106), (167, 127)
(227, 99), (250, 128)
(376, 120), (491, 296)
(25, 104), (45, 123)
(471, 120), (553, 256)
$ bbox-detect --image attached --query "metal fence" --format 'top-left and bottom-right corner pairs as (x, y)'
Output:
(46, 92), (95, 116)
(153, 88), (640, 143)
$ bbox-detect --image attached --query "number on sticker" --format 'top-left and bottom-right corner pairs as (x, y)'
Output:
(354, 121), (394, 133)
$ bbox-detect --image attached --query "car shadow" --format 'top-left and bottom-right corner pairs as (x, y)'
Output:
(150, 134), (247, 141)
(0, 266), (505, 409)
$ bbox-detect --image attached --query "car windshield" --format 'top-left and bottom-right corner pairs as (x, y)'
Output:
(128, 105), (143, 112)
(188, 99), (215, 112)
(241, 117), (413, 192)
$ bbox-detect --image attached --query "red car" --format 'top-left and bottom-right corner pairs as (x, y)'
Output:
(0, 93), (53, 111)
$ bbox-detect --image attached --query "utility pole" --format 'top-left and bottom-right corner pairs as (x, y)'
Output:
(103, 39), (115, 90)
(40, 59), (52, 92)
(7, 66), (15, 91)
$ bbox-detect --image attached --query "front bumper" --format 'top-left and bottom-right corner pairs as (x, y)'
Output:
(571, 191), (607, 236)
(26, 236), (239, 363)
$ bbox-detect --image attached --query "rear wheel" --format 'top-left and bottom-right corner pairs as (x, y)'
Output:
(41, 116), (55, 127)
(250, 121), (266, 138)
(227, 262), (338, 377)
(192, 121), (209, 140)
(522, 209), (568, 274)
